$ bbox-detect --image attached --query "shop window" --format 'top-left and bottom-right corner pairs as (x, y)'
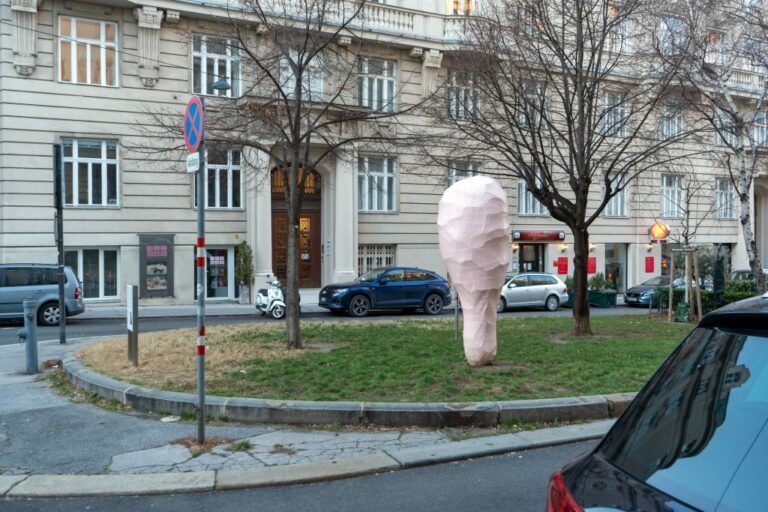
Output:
(64, 248), (119, 299)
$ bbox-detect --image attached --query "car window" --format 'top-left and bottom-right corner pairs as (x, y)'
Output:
(530, 275), (550, 286)
(4, 268), (33, 287)
(357, 268), (387, 283)
(405, 270), (429, 282)
(642, 276), (667, 287)
(511, 276), (528, 287)
(384, 270), (404, 282)
(599, 327), (768, 511)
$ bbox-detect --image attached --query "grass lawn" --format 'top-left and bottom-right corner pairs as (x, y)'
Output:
(79, 316), (692, 403)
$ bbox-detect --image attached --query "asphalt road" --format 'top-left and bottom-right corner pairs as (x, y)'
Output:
(1, 441), (597, 512)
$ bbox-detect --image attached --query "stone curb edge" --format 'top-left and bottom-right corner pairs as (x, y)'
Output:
(1, 420), (614, 498)
(61, 353), (637, 428)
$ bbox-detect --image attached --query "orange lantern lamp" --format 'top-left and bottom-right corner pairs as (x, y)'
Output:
(649, 222), (670, 241)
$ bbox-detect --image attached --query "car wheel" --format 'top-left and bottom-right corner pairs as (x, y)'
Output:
(271, 304), (286, 320)
(497, 296), (506, 313)
(38, 302), (61, 326)
(545, 295), (560, 312)
(423, 294), (444, 315)
(348, 295), (371, 317)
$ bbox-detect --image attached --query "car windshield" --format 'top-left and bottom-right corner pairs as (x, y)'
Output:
(599, 327), (768, 511)
(641, 276), (668, 287)
(356, 268), (388, 283)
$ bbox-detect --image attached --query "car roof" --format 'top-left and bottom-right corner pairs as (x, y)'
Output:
(699, 293), (768, 330)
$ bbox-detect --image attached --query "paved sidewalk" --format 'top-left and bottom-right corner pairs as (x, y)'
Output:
(0, 337), (613, 498)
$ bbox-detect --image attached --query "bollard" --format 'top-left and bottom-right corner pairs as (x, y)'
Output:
(22, 297), (39, 374)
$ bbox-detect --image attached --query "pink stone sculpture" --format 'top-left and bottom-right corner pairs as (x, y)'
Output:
(438, 176), (510, 366)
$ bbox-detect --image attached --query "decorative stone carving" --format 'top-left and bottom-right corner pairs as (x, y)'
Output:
(337, 35), (352, 46)
(11, 0), (42, 76)
(409, 47), (424, 59)
(437, 176), (510, 367)
(421, 49), (443, 97)
(134, 6), (164, 87)
(164, 10), (180, 25)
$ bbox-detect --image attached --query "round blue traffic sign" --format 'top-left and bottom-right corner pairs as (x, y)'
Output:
(183, 96), (204, 153)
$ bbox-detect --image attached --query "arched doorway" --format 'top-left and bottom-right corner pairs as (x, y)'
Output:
(271, 169), (322, 288)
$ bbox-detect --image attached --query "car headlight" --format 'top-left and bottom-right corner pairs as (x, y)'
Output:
(641, 291), (654, 298)
(333, 288), (348, 296)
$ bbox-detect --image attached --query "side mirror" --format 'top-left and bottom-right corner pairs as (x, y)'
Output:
(507, 283), (517, 288)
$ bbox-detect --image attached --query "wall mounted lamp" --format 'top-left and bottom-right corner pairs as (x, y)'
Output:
(559, 243), (568, 253)
(646, 243), (654, 252)
(589, 243), (597, 252)
(512, 243), (519, 253)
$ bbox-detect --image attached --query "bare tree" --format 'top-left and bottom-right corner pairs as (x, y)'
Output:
(671, 0), (767, 293)
(422, 0), (696, 334)
(142, 0), (422, 348)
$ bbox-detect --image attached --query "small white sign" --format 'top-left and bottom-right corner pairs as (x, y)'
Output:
(127, 284), (134, 332)
(186, 152), (200, 173)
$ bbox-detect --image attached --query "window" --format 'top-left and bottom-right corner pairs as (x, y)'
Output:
(661, 174), (684, 218)
(450, 0), (473, 15)
(705, 31), (725, 65)
(448, 70), (479, 119)
(519, 3), (543, 37)
(602, 93), (627, 137)
(195, 148), (242, 209)
(511, 275), (529, 287)
(606, 4), (630, 54)
(64, 248), (119, 299)
(358, 156), (396, 212)
(58, 16), (118, 86)
(716, 178), (735, 220)
(448, 162), (479, 186)
(358, 58), (396, 112)
(659, 16), (685, 56)
(1, 267), (58, 287)
(745, 38), (763, 72)
(358, 244), (396, 275)
(661, 102), (683, 140)
(280, 51), (324, 101)
(754, 112), (768, 146)
(716, 110), (737, 146)
(604, 172), (627, 217)
(517, 169), (547, 216)
(61, 139), (119, 207)
(193, 35), (240, 97)
(517, 81), (546, 128)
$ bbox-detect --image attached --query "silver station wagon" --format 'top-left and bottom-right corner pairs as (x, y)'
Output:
(497, 273), (569, 312)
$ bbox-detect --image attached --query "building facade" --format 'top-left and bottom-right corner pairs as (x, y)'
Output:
(0, 0), (765, 305)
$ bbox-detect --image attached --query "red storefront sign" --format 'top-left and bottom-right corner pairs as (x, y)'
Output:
(587, 257), (597, 274)
(556, 257), (569, 275)
(512, 230), (566, 242)
(645, 256), (655, 273)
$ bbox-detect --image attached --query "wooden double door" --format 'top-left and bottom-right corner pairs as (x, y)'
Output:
(272, 211), (321, 288)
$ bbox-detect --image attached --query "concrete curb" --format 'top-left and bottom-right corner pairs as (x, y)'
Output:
(62, 353), (636, 427)
(1, 420), (614, 498)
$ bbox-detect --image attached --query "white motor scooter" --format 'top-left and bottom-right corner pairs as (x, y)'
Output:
(254, 279), (286, 319)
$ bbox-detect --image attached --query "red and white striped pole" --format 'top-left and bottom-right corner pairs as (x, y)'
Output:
(195, 95), (207, 445)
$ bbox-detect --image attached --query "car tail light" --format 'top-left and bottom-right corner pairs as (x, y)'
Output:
(546, 471), (583, 512)
(74, 287), (81, 300)
(563, 287), (568, 294)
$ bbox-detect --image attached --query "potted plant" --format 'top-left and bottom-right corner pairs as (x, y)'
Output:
(588, 272), (617, 308)
(563, 275), (574, 308)
(235, 240), (254, 304)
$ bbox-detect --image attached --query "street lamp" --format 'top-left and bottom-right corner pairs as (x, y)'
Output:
(213, 77), (232, 94)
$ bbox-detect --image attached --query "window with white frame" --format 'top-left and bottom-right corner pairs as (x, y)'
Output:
(606, 4), (630, 54)
(602, 92), (627, 137)
(194, 148), (242, 209)
(358, 58), (396, 112)
(604, 172), (627, 217)
(661, 174), (684, 218)
(448, 162), (479, 186)
(659, 16), (685, 56)
(754, 112), (768, 146)
(715, 177), (735, 219)
(192, 35), (240, 97)
(64, 248), (119, 299)
(517, 169), (547, 216)
(448, 70), (479, 120)
(519, 3), (543, 37)
(61, 139), (119, 207)
(517, 81), (546, 128)
(661, 101), (683, 140)
(279, 51), (324, 101)
(449, 0), (473, 15)
(358, 156), (396, 212)
(58, 16), (118, 86)
(705, 31), (725, 65)
(358, 244), (396, 275)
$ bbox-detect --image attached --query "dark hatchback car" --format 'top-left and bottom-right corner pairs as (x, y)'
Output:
(548, 293), (768, 511)
(318, 267), (451, 317)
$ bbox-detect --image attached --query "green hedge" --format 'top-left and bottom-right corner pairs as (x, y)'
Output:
(654, 287), (757, 314)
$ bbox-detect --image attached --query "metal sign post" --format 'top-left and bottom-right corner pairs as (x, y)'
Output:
(127, 284), (139, 367)
(53, 144), (66, 345)
(184, 95), (206, 445)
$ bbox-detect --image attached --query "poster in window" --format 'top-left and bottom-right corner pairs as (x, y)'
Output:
(645, 256), (655, 273)
(587, 257), (597, 274)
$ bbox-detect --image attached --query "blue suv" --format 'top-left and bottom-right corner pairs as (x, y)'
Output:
(318, 267), (451, 317)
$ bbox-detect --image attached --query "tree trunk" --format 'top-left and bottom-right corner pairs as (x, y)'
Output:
(571, 229), (592, 336)
(741, 210), (766, 294)
(285, 167), (302, 350)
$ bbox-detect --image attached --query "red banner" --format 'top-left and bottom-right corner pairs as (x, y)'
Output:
(645, 256), (655, 273)
(512, 230), (566, 242)
(587, 257), (597, 274)
(557, 257), (569, 275)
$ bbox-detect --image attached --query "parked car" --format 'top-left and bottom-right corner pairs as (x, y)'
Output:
(546, 293), (768, 511)
(0, 264), (85, 326)
(497, 273), (568, 312)
(624, 276), (674, 307)
(318, 267), (451, 317)
(730, 268), (768, 281)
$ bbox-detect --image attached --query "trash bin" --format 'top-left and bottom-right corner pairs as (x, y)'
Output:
(675, 302), (690, 323)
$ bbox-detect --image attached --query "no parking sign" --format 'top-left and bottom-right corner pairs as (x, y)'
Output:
(183, 96), (204, 153)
